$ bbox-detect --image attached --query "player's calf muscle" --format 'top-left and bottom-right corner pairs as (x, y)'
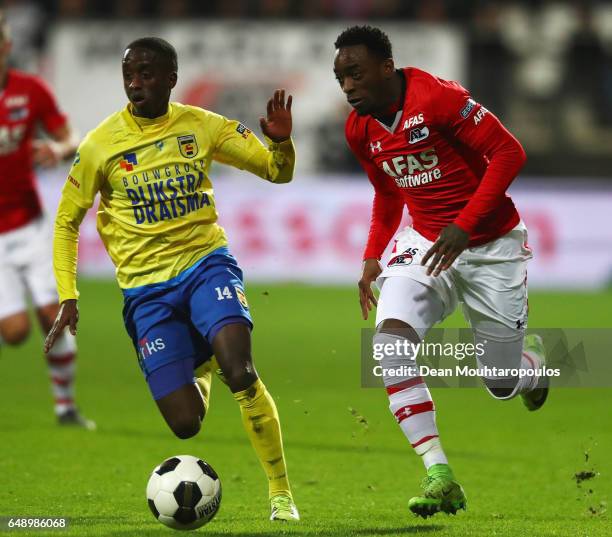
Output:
(219, 360), (258, 392)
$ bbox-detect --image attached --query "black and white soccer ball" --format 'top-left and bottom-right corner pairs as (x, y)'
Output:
(146, 455), (221, 530)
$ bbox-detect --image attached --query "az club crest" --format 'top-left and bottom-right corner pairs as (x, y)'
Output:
(388, 247), (419, 267)
(177, 134), (198, 158)
(407, 126), (429, 144)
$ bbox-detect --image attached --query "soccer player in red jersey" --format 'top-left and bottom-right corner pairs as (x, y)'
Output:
(0, 12), (94, 429)
(334, 26), (548, 518)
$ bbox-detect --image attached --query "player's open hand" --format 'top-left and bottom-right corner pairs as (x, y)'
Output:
(260, 89), (293, 143)
(421, 223), (469, 276)
(32, 140), (62, 168)
(358, 258), (382, 320)
(44, 299), (79, 353)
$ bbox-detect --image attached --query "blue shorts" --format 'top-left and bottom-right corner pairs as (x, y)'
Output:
(122, 247), (252, 400)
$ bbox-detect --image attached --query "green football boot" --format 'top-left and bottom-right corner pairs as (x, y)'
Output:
(521, 334), (549, 411)
(408, 464), (467, 518)
(270, 494), (300, 521)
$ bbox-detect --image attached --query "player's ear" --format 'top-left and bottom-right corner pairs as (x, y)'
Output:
(169, 71), (177, 89)
(382, 58), (395, 78)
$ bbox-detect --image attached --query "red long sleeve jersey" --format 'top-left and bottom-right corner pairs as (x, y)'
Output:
(0, 69), (67, 233)
(345, 67), (526, 260)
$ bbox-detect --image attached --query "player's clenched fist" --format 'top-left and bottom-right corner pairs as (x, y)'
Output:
(44, 299), (79, 353)
(358, 258), (382, 320)
(259, 89), (293, 143)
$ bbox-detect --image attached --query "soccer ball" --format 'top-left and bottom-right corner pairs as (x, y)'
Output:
(146, 455), (222, 530)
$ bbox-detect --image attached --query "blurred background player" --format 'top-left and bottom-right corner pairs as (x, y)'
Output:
(44, 37), (299, 522)
(0, 10), (94, 429)
(335, 25), (548, 518)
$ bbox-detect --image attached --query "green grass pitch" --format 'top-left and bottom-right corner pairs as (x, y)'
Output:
(0, 281), (610, 536)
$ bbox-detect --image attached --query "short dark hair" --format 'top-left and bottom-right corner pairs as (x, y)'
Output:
(125, 37), (178, 71)
(334, 25), (392, 60)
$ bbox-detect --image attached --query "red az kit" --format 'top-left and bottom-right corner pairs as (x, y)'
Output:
(345, 67), (527, 260)
(0, 70), (67, 233)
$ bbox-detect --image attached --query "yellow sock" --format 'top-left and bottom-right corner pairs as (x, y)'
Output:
(194, 361), (213, 413)
(234, 378), (292, 499)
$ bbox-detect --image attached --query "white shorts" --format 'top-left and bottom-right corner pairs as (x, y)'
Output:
(0, 215), (58, 319)
(376, 222), (532, 331)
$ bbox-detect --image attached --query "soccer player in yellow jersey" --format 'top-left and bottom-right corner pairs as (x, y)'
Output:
(44, 37), (299, 521)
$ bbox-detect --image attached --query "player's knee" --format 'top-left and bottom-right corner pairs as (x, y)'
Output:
(169, 415), (201, 439)
(376, 318), (420, 342)
(225, 366), (258, 393)
(0, 320), (31, 345)
(377, 317), (411, 332)
(373, 328), (421, 388)
(221, 355), (258, 392)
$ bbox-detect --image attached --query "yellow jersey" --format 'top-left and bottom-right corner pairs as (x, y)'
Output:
(54, 102), (295, 301)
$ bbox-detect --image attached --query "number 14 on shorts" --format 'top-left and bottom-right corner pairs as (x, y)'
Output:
(214, 285), (249, 308)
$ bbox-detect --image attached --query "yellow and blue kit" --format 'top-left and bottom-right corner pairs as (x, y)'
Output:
(53, 102), (295, 398)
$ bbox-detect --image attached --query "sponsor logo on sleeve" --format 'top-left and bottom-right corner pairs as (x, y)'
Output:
(68, 175), (80, 189)
(177, 134), (198, 158)
(236, 123), (252, 139)
(235, 286), (249, 308)
(459, 98), (476, 119)
(473, 107), (488, 125)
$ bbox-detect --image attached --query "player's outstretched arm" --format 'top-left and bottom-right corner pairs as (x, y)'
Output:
(212, 89), (295, 183)
(44, 195), (88, 353)
(259, 89), (292, 142)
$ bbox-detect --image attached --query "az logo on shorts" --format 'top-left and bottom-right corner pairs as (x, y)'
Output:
(388, 247), (419, 267)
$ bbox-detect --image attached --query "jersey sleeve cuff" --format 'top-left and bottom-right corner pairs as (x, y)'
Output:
(452, 216), (475, 235)
(264, 135), (293, 148)
(363, 249), (383, 261)
(58, 291), (79, 304)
